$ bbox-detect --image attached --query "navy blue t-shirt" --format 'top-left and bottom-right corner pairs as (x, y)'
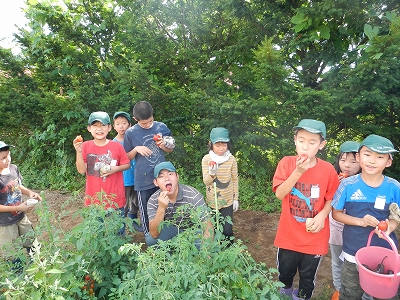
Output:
(123, 121), (172, 191)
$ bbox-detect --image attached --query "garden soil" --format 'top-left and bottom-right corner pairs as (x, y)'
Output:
(27, 191), (345, 299)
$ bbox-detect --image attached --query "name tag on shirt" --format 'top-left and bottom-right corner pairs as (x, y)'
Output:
(311, 185), (320, 199)
(374, 195), (386, 210)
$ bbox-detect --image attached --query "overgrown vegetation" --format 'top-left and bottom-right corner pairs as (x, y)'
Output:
(0, 193), (284, 299)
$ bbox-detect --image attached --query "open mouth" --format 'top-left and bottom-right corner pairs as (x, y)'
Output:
(166, 184), (172, 192)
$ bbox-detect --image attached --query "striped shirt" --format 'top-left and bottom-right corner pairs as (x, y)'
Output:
(202, 154), (239, 208)
(147, 184), (207, 229)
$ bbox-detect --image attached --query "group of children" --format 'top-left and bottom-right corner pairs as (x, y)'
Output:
(2, 109), (399, 300)
(71, 101), (239, 245)
(274, 119), (400, 300)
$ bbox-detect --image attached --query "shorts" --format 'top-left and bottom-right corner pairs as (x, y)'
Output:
(0, 215), (35, 259)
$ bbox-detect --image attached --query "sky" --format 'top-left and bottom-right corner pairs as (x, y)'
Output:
(0, 0), (28, 53)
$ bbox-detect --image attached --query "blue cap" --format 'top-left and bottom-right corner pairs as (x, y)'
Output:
(88, 111), (110, 125)
(210, 127), (230, 144)
(113, 111), (131, 123)
(293, 119), (326, 139)
(154, 161), (176, 178)
(340, 141), (360, 153)
(359, 134), (398, 154)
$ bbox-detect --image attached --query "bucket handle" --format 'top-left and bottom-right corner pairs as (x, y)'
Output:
(366, 230), (399, 279)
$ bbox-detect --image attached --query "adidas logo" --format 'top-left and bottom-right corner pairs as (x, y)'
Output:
(350, 189), (367, 201)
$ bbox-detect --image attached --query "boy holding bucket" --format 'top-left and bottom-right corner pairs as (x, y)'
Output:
(332, 134), (400, 300)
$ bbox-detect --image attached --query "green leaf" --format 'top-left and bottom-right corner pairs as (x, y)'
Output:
(291, 13), (305, 25)
(371, 53), (383, 60)
(364, 24), (379, 40)
(318, 25), (330, 40)
(294, 23), (306, 33)
(46, 268), (65, 274)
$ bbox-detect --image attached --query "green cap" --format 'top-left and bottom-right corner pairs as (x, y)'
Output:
(210, 127), (230, 144)
(340, 141), (360, 153)
(0, 141), (15, 151)
(113, 111), (131, 123)
(154, 161), (176, 178)
(359, 134), (398, 154)
(88, 111), (110, 125)
(293, 119), (326, 139)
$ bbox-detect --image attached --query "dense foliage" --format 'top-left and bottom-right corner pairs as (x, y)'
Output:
(0, 194), (283, 299)
(1, 0), (400, 195)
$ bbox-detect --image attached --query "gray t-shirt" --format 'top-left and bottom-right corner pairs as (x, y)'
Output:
(147, 183), (208, 229)
(0, 164), (25, 226)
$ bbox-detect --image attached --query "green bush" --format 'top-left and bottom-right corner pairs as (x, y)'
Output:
(0, 193), (283, 299)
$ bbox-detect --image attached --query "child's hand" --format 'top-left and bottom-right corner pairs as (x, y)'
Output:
(338, 172), (348, 181)
(296, 155), (309, 173)
(359, 214), (379, 228)
(17, 202), (34, 213)
(29, 192), (42, 202)
(209, 161), (218, 176)
(73, 135), (83, 152)
(306, 214), (324, 233)
(135, 146), (152, 157)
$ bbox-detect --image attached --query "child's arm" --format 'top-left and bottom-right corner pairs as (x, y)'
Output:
(202, 156), (215, 185)
(275, 158), (309, 200)
(129, 146), (153, 159)
(19, 185), (42, 201)
(332, 208), (380, 228)
(0, 203), (33, 213)
(73, 140), (86, 174)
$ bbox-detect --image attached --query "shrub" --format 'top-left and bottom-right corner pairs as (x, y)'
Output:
(0, 193), (283, 299)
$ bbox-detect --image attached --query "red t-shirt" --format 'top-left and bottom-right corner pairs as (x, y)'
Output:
(272, 156), (339, 255)
(82, 140), (130, 209)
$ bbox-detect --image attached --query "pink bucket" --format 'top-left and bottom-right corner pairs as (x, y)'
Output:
(355, 230), (400, 299)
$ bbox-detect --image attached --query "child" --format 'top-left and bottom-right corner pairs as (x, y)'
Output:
(329, 141), (367, 300)
(123, 101), (174, 240)
(73, 111), (130, 214)
(112, 111), (142, 232)
(0, 141), (41, 263)
(272, 119), (340, 300)
(332, 134), (400, 300)
(201, 127), (238, 243)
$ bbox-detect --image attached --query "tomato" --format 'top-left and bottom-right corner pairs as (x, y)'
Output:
(378, 221), (388, 231)
(75, 135), (83, 143)
(153, 134), (161, 141)
(339, 172), (348, 178)
(299, 154), (308, 160)
(209, 161), (216, 166)
(90, 284), (94, 289)
(85, 274), (91, 281)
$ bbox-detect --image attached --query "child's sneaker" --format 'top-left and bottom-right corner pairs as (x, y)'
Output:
(279, 286), (293, 296)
